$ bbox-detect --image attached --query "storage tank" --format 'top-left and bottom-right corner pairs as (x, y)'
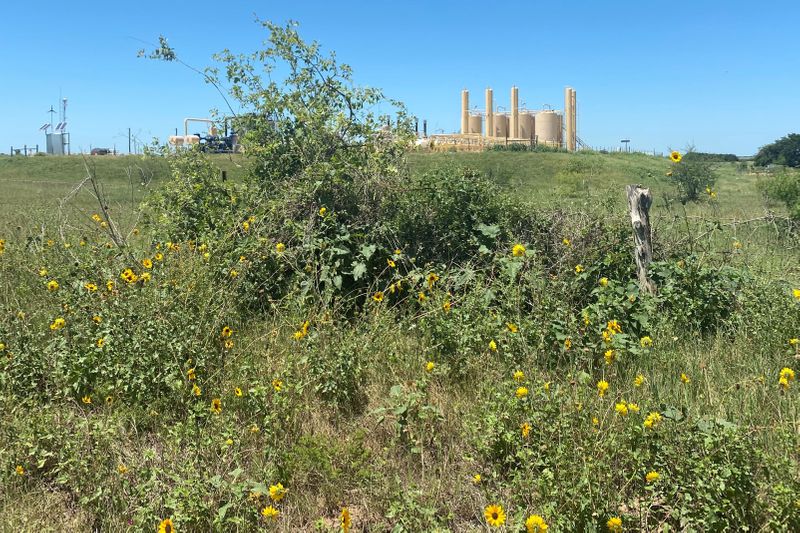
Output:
(494, 114), (509, 138)
(534, 111), (562, 145)
(519, 113), (535, 140)
(469, 115), (483, 134)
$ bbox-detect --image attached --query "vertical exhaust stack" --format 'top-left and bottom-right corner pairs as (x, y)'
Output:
(565, 87), (574, 151)
(485, 87), (494, 138)
(510, 86), (519, 139)
(461, 89), (469, 135)
(571, 88), (577, 151)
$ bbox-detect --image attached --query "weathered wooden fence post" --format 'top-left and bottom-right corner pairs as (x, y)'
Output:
(626, 184), (656, 294)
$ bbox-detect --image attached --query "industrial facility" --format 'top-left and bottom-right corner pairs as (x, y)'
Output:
(428, 86), (579, 151)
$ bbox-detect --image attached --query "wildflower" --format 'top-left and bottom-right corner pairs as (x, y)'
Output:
(250, 424), (260, 433)
(597, 380), (609, 397)
(242, 221), (250, 232)
(634, 374), (645, 387)
(106, 280), (114, 291)
(644, 411), (662, 429)
(793, 289), (800, 300)
(627, 402), (640, 413)
(489, 339), (497, 351)
(426, 272), (440, 289)
(140, 272), (151, 283)
(96, 338), (105, 348)
(733, 241), (742, 250)
(592, 417), (600, 426)
(680, 373), (690, 384)
(319, 206), (327, 217)
(261, 506), (279, 519)
(84, 282), (98, 292)
(575, 264), (584, 273)
(50, 317), (66, 330)
(604, 349), (615, 365)
(607, 320), (622, 334)
(47, 280), (59, 291)
(543, 381), (551, 392)
(225, 438), (233, 446)
(562, 238), (571, 246)
(789, 338), (799, 346)
(0, 343), (4, 351)
(646, 471), (660, 483)
(425, 361), (435, 372)
(564, 338), (572, 350)
(372, 291), (384, 303)
(192, 383), (202, 396)
(418, 292), (427, 303)
(507, 323), (518, 334)
(229, 269), (238, 278)
(666, 170), (673, 177)
(15, 465), (24, 476)
(515, 386), (530, 399)
(472, 474), (482, 484)
(640, 336), (653, 348)
(92, 213), (102, 223)
(120, 268), (138, 284)
(525, 514), (549, 533)
(224, 339), (234, 349)
(607, 516), (623, 532)
(187, 368), (196, 381)
(142, 258), (153, 269)
(234, 387), (243, 397)
(154, 252), (163, 261)
(275, 242), (286, 254)
(272, 379), (283, 392)
(341, 507), (351, 532)
(513, 370), (525, 382)
(387, 258), (396, 268)
(118, 464), (128, 475)
(602, 330), (613, 344)
(39, 267), (47, 277)
(512, 243), (526, 257)
(47, 239), (54, 247)
(394, 248), (402, 255)
(615, 402), (629, 416)
(210, 398), (222, 414)
(521, 422), (531, 438)
(269, 482), (287, 502)
(82, 395), (92, 404)
(599, 277), (609, 287)
(779, 367), (795, 390)
(670, 151), (682, 163)
(484, 504), (506, 527)
(221, 326), (233, 338)
(158, 518), (175, 533)
(105, 396), (113, 405)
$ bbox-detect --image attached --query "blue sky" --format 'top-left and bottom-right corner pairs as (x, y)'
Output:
(1, 0), (798, 155)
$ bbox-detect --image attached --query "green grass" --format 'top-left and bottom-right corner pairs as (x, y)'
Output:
(1, 149), (798, 531)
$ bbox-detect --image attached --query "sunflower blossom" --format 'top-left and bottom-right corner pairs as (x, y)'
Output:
(484, 504), (506, 527)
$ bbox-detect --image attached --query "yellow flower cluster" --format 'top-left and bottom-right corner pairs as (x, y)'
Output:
(644, 411), (662, 429)
(512, 243), (526, 257)
(120, 268), (138, 284)
(597, 380), (609, 398)
(779, 367), (795, 390)
(293, 320), (310, 340)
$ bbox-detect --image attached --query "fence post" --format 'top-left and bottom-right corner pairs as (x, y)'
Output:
(626, 184), (656, 294)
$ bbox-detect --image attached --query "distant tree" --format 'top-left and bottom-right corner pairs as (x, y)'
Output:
(753, 133), (800, 168)
(667, 148), (718, 203)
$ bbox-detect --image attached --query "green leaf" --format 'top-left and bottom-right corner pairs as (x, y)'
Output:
(352, 262), (367, 280)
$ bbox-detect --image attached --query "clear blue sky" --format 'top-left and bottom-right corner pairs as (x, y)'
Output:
(1, 0), (798, 155)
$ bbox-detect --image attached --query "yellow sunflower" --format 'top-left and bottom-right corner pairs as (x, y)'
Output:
(484, 504), (506, 527)
(670, 151), (682, 163)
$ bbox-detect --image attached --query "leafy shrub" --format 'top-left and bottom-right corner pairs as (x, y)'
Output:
(754, 133), (800, 168)
(758, 171), (800, 219)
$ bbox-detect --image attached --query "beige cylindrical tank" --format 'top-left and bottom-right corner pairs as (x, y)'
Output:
(494, 114), (509, 138)
(535, 111), (562, 145)
(510, 86), (519, 138)
(485, 88), (494, 137)
(519, 113), (535, 140)
(469, 115), (482, 134)
(461, 89), (469, 135)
